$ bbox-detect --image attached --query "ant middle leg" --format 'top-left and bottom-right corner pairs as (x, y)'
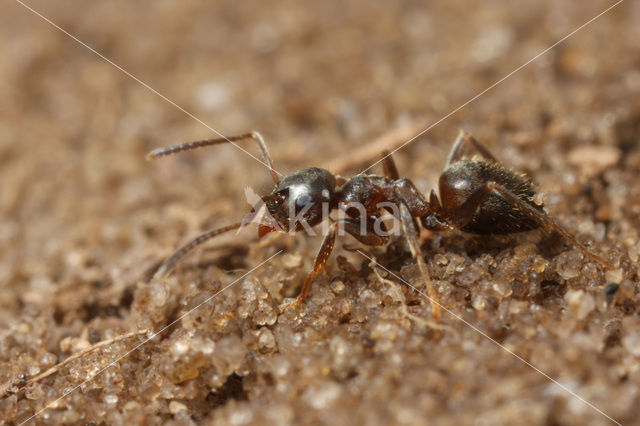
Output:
(342, 216), (390, 246)
(391, 179), (450, 232)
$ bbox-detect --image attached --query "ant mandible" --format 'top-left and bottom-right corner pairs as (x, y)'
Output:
(148, 130), (611, 319)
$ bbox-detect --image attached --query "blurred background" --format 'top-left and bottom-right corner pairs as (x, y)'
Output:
(1, 0), (639, 424)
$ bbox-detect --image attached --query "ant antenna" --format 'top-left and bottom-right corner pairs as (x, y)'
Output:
(147, 131), (280, 183)
(154, 222), (243, 278)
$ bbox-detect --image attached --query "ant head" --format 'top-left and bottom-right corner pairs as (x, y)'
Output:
(260, 168), (336, 235)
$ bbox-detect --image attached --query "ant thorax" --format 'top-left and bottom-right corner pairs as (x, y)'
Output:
(336, 175), (392, 215)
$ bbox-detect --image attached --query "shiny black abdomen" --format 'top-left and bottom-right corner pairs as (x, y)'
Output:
(440, 160), (543, 234)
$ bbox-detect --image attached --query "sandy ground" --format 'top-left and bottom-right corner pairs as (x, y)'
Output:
(1, 0), (640, 425)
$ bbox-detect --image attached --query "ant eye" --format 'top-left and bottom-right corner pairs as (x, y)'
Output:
(271, 190), (287, 205)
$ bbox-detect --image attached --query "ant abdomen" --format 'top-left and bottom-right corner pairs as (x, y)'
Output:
(439, 160), (542, 234)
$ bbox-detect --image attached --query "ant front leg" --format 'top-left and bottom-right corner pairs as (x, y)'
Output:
(280, 222), (338, 312)
(398, 202), (441, 319)
(280, 217), (390, 313)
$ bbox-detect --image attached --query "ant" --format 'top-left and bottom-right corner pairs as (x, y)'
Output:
(147, 130), (612, 319)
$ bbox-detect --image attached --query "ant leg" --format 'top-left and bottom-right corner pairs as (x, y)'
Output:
(342, 216), (390, 246)
(381, 149), (400, 179)
(280, 217), (390, 312)
(154, 222), (243, 278)
(392, 178), (431, 215)
(280, 222), (337, 312)
(487, 183), (612, 268)
(398, 202), (441, 319)
(445, 181), (612, 268)
(389, 178), (450, 232)
(147, 131), (279, 183)
(446, 130), (497, 166)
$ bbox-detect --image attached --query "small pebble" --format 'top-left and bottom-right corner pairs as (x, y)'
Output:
(104, 394), (118, 404)
(258, 328), (277, 352)
(568, 145), (621, 176)
(282, 253), (302, 268)
(564, 290), (595, 320)
(330, 280), (345, 294)
(472, 295), (487, 310)
(25, 384), (44, 400)
(303, 381), (342, 410)
(492, 278), (513, 298)
(605, 268), (623, 284)
(556, 251), (582, 280)
(622, 318), (640, 357)
(169, 401), (188, 414)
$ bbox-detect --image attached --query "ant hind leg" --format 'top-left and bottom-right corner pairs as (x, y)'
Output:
(398, 203), (441, 319)
(381, 149), (400, 180)
(442, 180), (612, 268)
(486, 183), (612, 268)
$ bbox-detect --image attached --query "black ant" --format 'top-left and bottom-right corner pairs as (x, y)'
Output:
(147, 130), (611, 318)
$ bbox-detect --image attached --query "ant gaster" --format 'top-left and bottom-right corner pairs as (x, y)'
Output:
(148, 130), (611, 318)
